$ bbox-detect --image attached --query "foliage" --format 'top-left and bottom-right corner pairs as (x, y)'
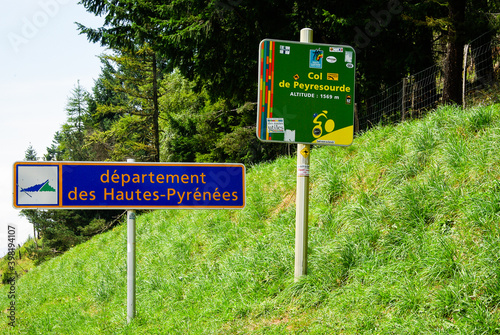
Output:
(0, 239), (35, 283)
(84, 47), (164, 162)
(0, 262), (14, 285)
(3, 103), (500, 333)
(73, 0), (500, 165)
(24, 144), (37, 161)
(54, 81), (95, 161)
(20, 208), (124, 264)
(76, 0), (443, 102)
(22, 0), (500, 267)
(24, 242), (56, 266)
(160, 78), (288, 164)
(75, 0), (469, 164)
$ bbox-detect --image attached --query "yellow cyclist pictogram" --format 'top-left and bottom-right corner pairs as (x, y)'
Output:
(311, 109), (354, 146)
(312, 110), (335, 138)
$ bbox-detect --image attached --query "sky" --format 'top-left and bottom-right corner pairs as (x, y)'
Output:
(0, 0), (108, 256)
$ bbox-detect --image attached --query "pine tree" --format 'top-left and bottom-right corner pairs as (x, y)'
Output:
(24, 144), (37, 161)
(57, 82), (93, 161)
(66, 80), (89, 133)
(23, 144), (39, 249)
(88, 46), (164, 162)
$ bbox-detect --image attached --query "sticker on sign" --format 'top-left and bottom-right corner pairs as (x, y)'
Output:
(267, 118), (285, 133)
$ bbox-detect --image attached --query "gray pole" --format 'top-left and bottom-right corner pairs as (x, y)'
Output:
(295, 28), (313, 281)
(127, 158), (136, 323)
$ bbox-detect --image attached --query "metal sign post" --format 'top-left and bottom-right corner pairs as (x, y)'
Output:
(295, 28), (313, 281)
(127, 159), (136, 323)
(127, 209), (136, 323)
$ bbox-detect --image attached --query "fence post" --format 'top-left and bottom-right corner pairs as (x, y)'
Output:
(354, 103), (359, 134)
(462, 44), (469, 109)
(402, 77), (407, 121)
(411, 77), (416, 117)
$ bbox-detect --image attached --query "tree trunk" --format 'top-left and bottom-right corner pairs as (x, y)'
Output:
(442, 0), (466, 105)
(443, 40), (463, 104)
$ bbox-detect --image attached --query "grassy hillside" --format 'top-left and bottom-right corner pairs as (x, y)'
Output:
(2, 103), (500, 334)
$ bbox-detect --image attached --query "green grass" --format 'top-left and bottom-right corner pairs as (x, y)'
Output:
(2, 103), (500, 334)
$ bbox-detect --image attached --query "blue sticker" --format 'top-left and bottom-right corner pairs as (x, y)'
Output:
(309, 49), (324, 69)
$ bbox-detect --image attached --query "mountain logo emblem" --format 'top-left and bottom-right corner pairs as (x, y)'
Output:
(20, 180), (56, 196)
(15, 164), (59, 206)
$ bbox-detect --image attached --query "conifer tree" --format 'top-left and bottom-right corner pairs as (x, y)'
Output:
(22, 144), (39, 249)
(24, 144), (37, 161)
(57, 81), (93, 161)
(87, 46), (163, 162)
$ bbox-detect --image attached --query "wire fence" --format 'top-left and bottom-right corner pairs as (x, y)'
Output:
(465, 32), (500, 96)
(358, 32), (500, 131)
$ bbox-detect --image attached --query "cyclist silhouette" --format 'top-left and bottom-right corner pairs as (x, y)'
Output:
(312, 110), (335, 138)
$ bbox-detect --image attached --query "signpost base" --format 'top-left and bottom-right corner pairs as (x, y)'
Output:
(127, 209), (136, 323)
(295, 143), (310, 281)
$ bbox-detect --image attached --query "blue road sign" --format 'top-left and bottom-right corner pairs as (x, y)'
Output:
(14, 162), (245, 209)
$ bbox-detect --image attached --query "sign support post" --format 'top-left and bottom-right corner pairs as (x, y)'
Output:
(295, 28), (313, 281)
(127, 158), (136, 323)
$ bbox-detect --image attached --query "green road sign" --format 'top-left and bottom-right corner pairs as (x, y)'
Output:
(257, 39), (356, 146)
